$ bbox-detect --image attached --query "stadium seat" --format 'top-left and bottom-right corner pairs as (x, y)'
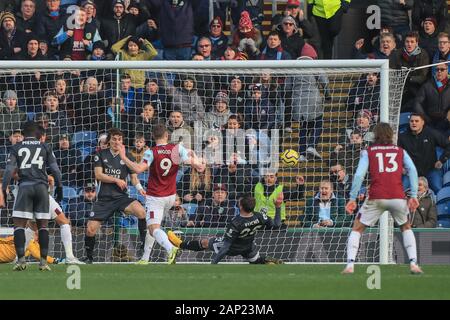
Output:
(436, 201), (450, 217)
(78, 145), (96, 162)
(72, 131), (97, 148)
(138, 171), (149, 188)
(128, 186), (145, 204)
(26, 112), (35, 121)
(61, 186), (80, 213)
(182, 203), (198, 216)
(443, 171), (450, 187)
(436, 186), (450, 204)
(437, 218), (450, 228)
(399, 112), (411, 133)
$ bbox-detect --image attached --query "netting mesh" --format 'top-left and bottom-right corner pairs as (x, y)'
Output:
(0, 66), (408, 263)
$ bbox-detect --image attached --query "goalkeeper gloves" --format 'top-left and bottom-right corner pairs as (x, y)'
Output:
(55, 186), (64, 203)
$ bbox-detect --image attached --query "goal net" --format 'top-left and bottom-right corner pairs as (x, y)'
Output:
(0, 60), (408, 264)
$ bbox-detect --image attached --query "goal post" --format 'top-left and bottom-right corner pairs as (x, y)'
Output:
(0, 59), (407, 264)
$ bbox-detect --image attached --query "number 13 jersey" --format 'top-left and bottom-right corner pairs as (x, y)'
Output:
(143, 143), (189, 197)
(367, 144), (405, 200)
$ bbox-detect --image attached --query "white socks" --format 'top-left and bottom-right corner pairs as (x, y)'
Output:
(24, 227), (34, 250)
(153, 228), (174, 253)
(141, 232), (156, 261)
(346, 231), (361, 267)
(402, 229), (418, 265)
(60, 224), (75, 259)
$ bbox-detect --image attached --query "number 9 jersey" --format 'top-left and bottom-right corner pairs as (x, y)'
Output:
(143, 143), (189, 197)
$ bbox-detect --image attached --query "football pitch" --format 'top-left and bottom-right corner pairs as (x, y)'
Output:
(0, 264), (449, 300)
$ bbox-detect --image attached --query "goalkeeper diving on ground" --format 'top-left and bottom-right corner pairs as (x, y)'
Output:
(168, 194), (284, 264)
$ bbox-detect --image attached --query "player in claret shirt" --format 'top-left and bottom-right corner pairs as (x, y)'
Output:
(167, 194), (283, 264)
(118, 124), (205, 264)
(343, 122), (423, 275)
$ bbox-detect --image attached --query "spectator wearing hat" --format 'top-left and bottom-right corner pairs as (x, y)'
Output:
(259, 30), (292, 60)
(16, 0), (39, 34)
(170, 75), (205, 126)
(13, 34), (52, 113)
(244, 82), (276, 130)
(111, 35), (157, 88)
(339, 109), (375, 149)
(307, 0), (350, 59)
(52, 6), (102, 60)
(66, 182), (97, 226)
(100, 0), (137, 49)
(412, 0), (449, 34)
(148, 0), (199, 60)
(0, 11), (27, 60)
(419, 16), (439, 58)
(272, 0), (321, 55)
(378, 0), (413, 41)
(206, 17), (228, 60)
(87, 40), (113, 60)
(431, 32), (450, 75)
(0, 90), (27, 143)
(253, 170), (305, 225)
(231, 10), (263, 60)
(413, 61), (450, 134)
(212, 0), (243, 32)
(188, 183), (236, 228)
(390, 31), (429, 112)
(203, 91), (231, 130)
(53, 132), (82, 187)
(36, 0), (68, 58)
(81, 0), (101, 30)
(278, 15), (306, 59)
(14, 34), (47, 60)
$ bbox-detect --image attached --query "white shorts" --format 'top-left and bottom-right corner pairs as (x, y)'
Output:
(12, 187), (62, 220)
(358, 199), (409, 227)
(145, 194), (176, 226)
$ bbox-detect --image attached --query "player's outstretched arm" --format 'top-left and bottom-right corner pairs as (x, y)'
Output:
(118, 145), (148, 174)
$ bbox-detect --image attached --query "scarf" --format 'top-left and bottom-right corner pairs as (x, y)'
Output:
(260, 46), (283, 60)
(435, 74), (448, 93)
(402, 46), (422, 63)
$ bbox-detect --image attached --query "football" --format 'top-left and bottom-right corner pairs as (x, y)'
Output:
(280, 149), (300, 166)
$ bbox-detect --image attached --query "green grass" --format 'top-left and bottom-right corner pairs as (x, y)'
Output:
(0, 264), (449, 300)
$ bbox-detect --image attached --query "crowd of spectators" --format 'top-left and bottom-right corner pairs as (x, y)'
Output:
(0, 0), (449, 229)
